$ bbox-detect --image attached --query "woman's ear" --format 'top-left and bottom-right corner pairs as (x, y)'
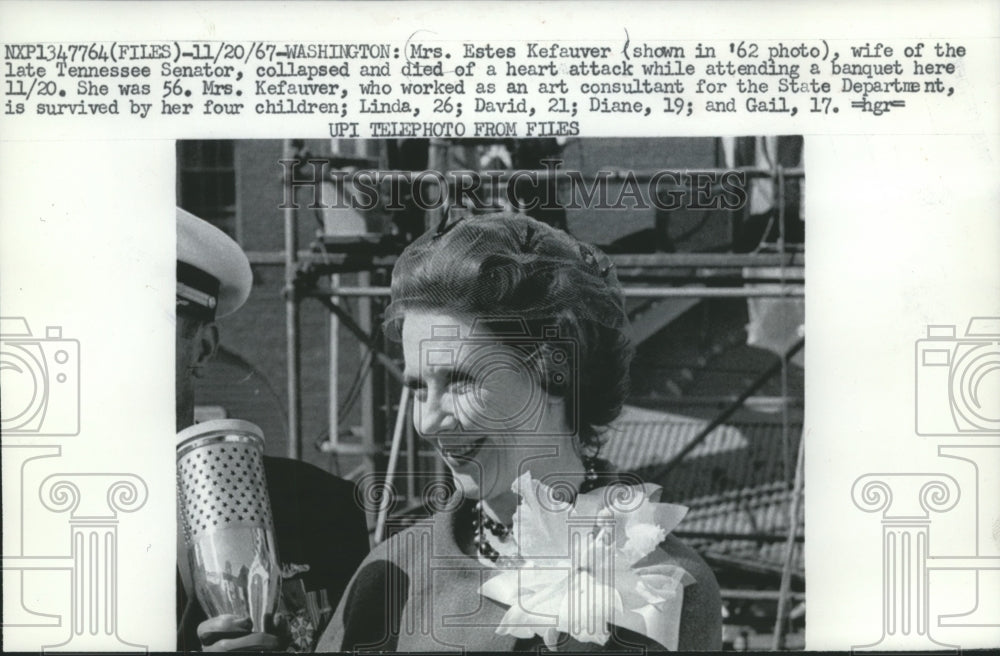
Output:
(194, 322), (220, 368)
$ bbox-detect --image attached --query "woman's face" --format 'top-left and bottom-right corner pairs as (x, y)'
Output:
(401, 310), (574, 501)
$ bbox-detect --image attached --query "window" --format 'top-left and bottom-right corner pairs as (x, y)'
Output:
(177, 140), (238, 239)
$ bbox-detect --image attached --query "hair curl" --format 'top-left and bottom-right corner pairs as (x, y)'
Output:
(385, 212), (634, 452)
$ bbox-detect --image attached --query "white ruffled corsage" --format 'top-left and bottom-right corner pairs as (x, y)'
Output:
(479, 472), (695, 650)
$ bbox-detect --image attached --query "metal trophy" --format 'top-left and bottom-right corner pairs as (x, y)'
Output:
(176, 419), (281, 631)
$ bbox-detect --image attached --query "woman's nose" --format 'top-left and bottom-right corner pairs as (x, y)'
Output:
(415, 389), (457, 436)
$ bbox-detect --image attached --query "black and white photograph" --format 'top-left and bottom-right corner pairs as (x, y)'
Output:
(175, 136), (805, 651)
(1, 2), (997, 653)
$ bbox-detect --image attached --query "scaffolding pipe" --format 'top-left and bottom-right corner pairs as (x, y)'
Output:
(773, 418), (807, 649)
(317, 286), (803, 299)
(327, 138), (344, 457)
(674, 530), (805, 543)
(613, 272), (805, 284)
(426, 139), (448, 231)
(409, 166), (806, 185)
(273, 156), (804, 184)
(328, 274), (341, 449)
(313, 295), (405, 384)
(283, 139), (302, 460)
(375, 386), (410, 544)
(771, 163), (799, 650)
(405, 409), (416, 503)
(776, 163), (794, 542)
(721, 589), (805, 601)
(247, 252), (804, 268)
(358, 270), (376, 474)
(356, 141), (378, 476)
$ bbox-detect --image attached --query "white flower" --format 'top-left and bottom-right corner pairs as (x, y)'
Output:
(623, 522), (668, 565)
(480, 472), (695, 650)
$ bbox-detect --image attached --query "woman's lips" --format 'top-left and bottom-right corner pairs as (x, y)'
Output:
(436, 437), (488, 463)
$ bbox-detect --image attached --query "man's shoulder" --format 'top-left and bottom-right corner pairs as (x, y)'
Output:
(262, 455), (357, 498)
(259, 455), (365, 549)
(260, 456), (370, 592)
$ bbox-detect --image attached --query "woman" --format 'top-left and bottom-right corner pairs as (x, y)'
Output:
(317, 212), (721, 651)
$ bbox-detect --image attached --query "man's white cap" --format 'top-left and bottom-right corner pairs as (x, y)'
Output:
(177, 207), (252, 319)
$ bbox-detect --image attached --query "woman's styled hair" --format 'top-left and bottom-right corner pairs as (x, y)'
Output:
(384, 212), (634, 452)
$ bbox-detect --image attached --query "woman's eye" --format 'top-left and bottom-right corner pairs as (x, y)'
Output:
(448, 380), (475, 395)
(405, 381), (428, 402)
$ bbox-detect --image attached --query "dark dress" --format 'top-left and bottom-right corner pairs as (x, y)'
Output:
(177, 456), (370, 651)
(316, 495), (722, 652)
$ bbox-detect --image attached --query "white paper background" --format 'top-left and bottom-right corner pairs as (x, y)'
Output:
(1, 1), (998, 651)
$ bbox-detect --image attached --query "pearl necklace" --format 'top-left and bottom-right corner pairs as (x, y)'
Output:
(472, 464), (601, 563)
(473, 501), (511, 563)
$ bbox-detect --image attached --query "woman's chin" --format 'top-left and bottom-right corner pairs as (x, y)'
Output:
(451, 470), (486, 499)
(451, 469), (513, 501)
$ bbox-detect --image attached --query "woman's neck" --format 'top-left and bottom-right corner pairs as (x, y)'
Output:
(479, 491), (519, 526)
(480, 456), (588, 526)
